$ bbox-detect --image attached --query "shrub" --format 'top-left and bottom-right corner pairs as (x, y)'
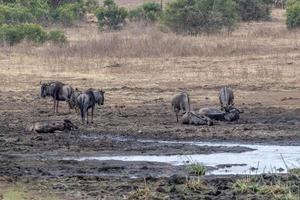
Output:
(0, 5), (34, 24)
(84, 0), (99, 12)
(56, 2), (85, 25)
(286, 0), (300, 28)
(95, 0), (128, 30)
(47, 30), (67, 43)
(0, 23), (66, 45)
(234, 0), (271, 21)
(21, 0), (50, 23)
(161, 0), (238, 34)
(0, 24), (24, 45)
(19, 23), (48, 43)
(129, 2), (161, 22)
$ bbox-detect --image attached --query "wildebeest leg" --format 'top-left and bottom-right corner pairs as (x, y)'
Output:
(86, 108), (89, 124)
(176, 112), (179, 123)
(91, 106), (94, 124)
(80, 108), (85, 124)
(56, 101), (59, 113)
(53, 100), (56, 113)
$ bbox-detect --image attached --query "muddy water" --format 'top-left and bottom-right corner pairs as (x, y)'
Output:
(65, 138), (300, 175)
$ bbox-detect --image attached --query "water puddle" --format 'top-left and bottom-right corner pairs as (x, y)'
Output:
(66, 138), (300, 175)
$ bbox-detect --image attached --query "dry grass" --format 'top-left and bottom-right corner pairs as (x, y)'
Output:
(0, 9), (299, 108)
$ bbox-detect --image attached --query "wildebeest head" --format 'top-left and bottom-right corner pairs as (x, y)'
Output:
(224, 107), (242, 122)
(40, 82), (51, 98)
(96, 89), (105, 105)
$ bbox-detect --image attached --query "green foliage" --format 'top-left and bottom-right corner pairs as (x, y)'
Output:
(234, 0), (271, 21)
(233, 178), (261, 193)
(187, 163), (206, 177)
(0, 5), (34, 24)
(0, 0), (86, 26)
(55, 2), (85, 25)
(287, 0), (300, 7)
(47, 30), (67, 43)
(288, 168), (300, 175)
(95, 0), (128, 30)
(85, 0), (99, 12)
(0, 23), (67, 45)
(161, 0), (238, 34)
(21, 0), (50, 23)
(129, 2), (161, 22)
(286, 0), (300, 28)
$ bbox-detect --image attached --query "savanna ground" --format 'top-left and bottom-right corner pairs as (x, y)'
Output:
(0, 8), (300, 200)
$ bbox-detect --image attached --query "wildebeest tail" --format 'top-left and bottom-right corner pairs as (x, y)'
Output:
(186, 92), (191, 112)
(78, 95), (86, 120)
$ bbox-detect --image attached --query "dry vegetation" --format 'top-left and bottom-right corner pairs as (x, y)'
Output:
(0, 9), (299, 110)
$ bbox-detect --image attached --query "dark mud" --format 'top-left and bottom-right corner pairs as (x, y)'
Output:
(0, 89), (300, 199)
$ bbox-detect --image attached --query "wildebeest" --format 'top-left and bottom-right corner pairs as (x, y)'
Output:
(77, 88), (105, 124)
(199, 107), (226, 121)
(199, 107), (243, 122)
(67, 88), (82, 113)
(219, 86), (234, 112)
(182, 111), (213, 126)
(25, 119), (78, 133)
(40, 81), (73, 113)
(171, 92), (190, 123)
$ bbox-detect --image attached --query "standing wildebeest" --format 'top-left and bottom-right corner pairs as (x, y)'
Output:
(40, 81), (73, 113)
(219, 86), (234, 112)
(67, 88), (82, 113)
(77, 88), (105, 124)
(171, 92), (190, 123)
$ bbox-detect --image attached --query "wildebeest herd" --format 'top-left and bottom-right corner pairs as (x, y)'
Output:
(40, 81), (242, 127)
(40, 81), (105, 124)
(171, 86), (243, 126)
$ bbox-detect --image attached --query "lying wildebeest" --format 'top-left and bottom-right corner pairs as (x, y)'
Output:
(25, 119), (77, 133)
(77, 88), (105, 124)
(219, 86), (234, 112)
(171, 92), (190, 123)
(40, 81), (73, 113)
(224, 107), (243, 122)
(67, 88), (82, 113)
(199, 107), (227, 121)
(182, 111), (213, 126)
(199, 107), (243, 122)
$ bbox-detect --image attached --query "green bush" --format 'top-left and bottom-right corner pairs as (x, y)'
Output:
(286, 0), (300, 28)
(234, 0), (271, 21)
(0, 0), (50, 23)
(129, 2), (161, 22)
(0, 0), (86, 26)
(161, 0), (237, 34)
(55, 2), (85, 25)
(21, 0), (50, 23)
(95, 0), (128, 30)
(0, 23), (67, 45)
(286, 0), (300, 7)
(0, 5), (34, 24)
(20, 23), (48, 43)
(0, 24), (24, 45)
(47, 30), (67, 43)
(85, 0), (99, 12)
